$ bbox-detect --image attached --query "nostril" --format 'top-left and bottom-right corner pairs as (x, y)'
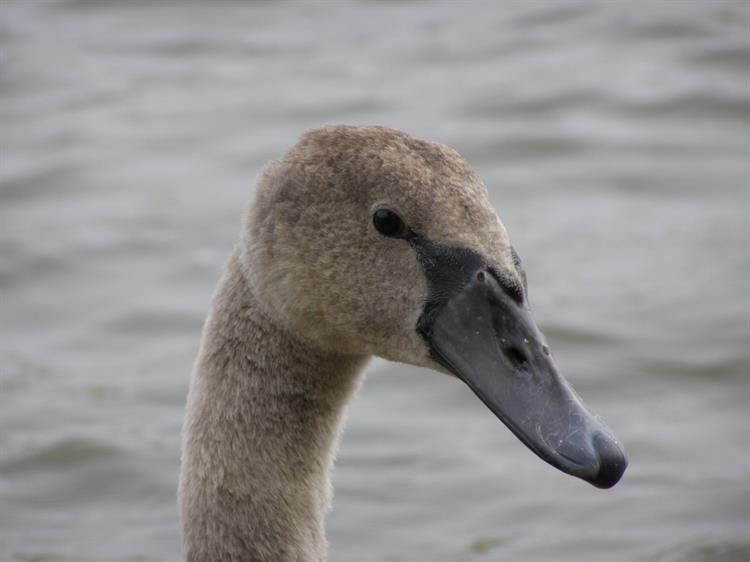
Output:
(505, 346), (528, 368)
(476, 271), (486, 283)
(542, 344), (550, 357)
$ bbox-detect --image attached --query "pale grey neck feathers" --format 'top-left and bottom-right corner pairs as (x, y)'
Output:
(179, 248), (366, 562)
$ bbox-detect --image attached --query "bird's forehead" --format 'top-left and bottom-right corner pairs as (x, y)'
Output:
(371, 149), (514, 272)
(286, 125), (516, 271)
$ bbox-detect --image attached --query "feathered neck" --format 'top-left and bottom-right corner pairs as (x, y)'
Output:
(179, 247), (366, 562)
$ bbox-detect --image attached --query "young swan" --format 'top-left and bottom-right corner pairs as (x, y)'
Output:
(179, 125), (627, 562)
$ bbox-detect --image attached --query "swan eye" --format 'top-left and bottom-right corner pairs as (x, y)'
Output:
(373, 208), (408, 238)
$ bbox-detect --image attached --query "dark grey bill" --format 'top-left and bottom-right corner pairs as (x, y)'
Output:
(421, 269), (627, 489)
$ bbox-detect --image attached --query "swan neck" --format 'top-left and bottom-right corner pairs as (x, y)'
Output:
(179, 248), (367, 562)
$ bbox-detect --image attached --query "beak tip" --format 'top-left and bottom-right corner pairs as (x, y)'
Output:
(587, 431), (628, 489)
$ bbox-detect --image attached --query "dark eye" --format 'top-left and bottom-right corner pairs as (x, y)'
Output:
(373, 208), (408, 238)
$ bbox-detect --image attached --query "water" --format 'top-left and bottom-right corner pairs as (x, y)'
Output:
(1, 1), (749, 561)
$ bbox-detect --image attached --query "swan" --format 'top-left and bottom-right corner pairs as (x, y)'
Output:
(178, 125), (627, 562)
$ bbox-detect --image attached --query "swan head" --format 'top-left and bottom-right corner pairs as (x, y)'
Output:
(241, 125), (627, 489)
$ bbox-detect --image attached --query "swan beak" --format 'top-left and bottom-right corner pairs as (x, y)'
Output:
(423, 270), (627, 488)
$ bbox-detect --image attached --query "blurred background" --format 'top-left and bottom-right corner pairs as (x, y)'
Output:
(1, 1), (748, 561)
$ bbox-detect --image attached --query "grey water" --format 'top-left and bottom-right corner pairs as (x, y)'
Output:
(1, 1), (749, 561)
